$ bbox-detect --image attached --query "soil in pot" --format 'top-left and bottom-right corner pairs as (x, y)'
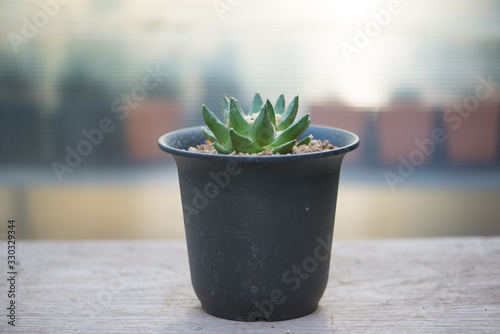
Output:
(188, 139), (337, 155)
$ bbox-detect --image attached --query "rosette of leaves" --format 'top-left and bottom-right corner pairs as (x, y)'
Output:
(201, 93), (312, 154)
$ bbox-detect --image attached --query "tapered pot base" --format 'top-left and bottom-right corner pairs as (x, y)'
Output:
(159, 125), (359, 322)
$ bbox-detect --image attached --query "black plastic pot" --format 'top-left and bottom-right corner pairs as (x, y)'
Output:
(158, 125), (359, 321)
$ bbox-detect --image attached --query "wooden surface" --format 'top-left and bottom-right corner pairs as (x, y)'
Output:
(1, 238), (499, 333)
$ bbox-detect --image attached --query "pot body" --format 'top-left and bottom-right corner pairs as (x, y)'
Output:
(159, 126), (359, 321)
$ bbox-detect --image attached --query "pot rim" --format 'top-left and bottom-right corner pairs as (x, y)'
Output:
(158, 125), (360, 162)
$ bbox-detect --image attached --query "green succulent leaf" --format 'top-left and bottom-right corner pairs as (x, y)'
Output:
(225, 138), (234, 152)
(213, 142), (233, 154)
(265, 99), (276, 127)
(229, 98), (251, 135)
(230, 129), (264, 154)
(249, 103), (275, 147)
(201, 127), (217, 143)
(202, 105), (230, 144)
(297, 135), (312, 147)
(271, 140), (296, 154)
(271, 113), (310, 147)
(249, 93), (264, 114)
(274, 94), (285, 115)
(278, 95), (299, 131)
(201, 93), (312, 155)
(222, 95), (230, 124)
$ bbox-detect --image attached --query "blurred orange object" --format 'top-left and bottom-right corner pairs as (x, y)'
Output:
(124, 97), (182, 162)
(378, 101), (435, 166)
(444, 97), (500, 165)
(310, 101), (368, 164)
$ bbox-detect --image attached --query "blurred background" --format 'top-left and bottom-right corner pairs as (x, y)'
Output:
(1, 0), (499, 239)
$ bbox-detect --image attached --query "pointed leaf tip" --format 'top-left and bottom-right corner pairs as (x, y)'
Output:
(229, 98), (251, 135)
(222, 95), (230, 124)
(202, 105), (229, 144)
(272, 113), (310, 147)
(265, 99), (276, 127)
(278, 95), (299, 131)
(202, 127), (217, 143)
(271, 140), (296, 154)
(274, 94), (285, 115)
(297, 135), (312, 147)
(249, 103), (275, 147)
(249, 93), (264, 114)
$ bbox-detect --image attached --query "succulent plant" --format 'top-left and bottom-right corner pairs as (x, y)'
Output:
(201, 93), (312, 154)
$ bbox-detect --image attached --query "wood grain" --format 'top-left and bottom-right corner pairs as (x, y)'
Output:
(0, 238), (499, 333)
